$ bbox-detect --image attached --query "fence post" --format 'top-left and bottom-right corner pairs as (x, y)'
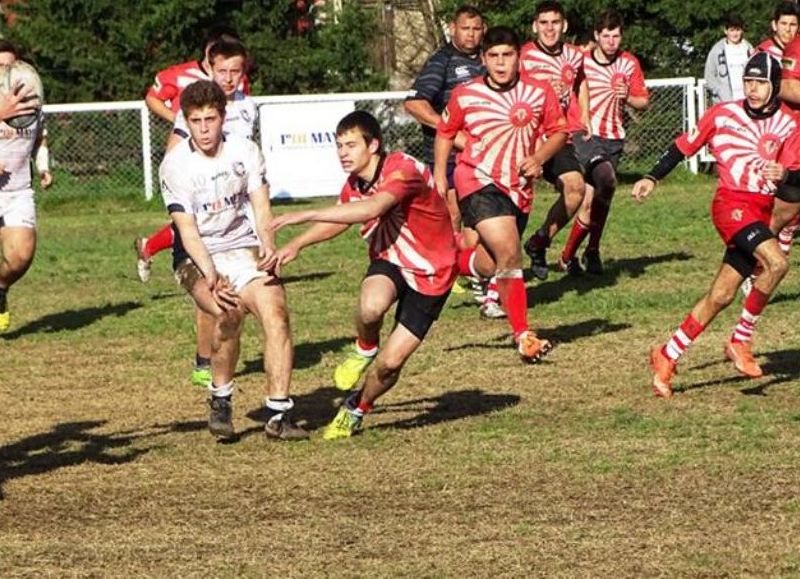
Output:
(685, 79), (699, 174)
(140, 104), (154, 200)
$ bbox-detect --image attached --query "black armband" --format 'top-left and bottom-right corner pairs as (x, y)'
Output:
(646, 143), (686, 182)
(785, 168), (800, 188)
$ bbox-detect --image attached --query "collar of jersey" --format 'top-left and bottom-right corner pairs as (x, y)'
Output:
(483, 73), (520, 93)
(356, 153), (387, 194)
(534, 39), (564, 56)
(590, 48), (619, 67)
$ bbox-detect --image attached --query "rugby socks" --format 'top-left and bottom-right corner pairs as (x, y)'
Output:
(561, 218), (590, 262)
(456, 246), (479, 277)
(484, 277), (500, 306)
(210, 381), (234, 398)
(731, 288), (768, 344)
(264, 397), (294, 423)
(356, 338), (378, 358)
(143, 223), (175, 258)
(528, 229), (550, 250)
(495, 269), (528, 338)
(662, 314), (705, 362)
(347, 391), (373, 417)
(587, 204), (611, 253)
(778, 224), (797, 255)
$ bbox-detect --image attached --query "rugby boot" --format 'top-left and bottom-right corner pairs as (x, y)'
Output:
(582, 250), (604, 275)
(333, 349), (375, 391)
(322, 405), (364, 441)
(264, 412), (310, 441)
(517, 330), (553, 364)
(725, 341), (763, 378)
(208, 396), (235, 438)
(134, 236), (152, 283)
(558, 256), (584, 276)
(191, 366), (212, 388)
(650, 346), (677, 398)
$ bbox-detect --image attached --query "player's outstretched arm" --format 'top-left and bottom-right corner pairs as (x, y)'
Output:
(145, 94), (176, 124)
(433, 135), (455, 197)
(171, 212), (218, 288)
(266, 221), (351, 276)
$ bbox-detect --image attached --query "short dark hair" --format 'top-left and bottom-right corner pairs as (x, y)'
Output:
(594, 9), (624, 33)
(773, 1), (800, 22)
(0, 40), (19, 58)
(180, 80), (227, 117)
(534, 1), (565, 20)
(482, 26), (520, 53)
(453, 4), (483, 22)
(724, 13), (745, 29)
(336, 111), (383, 152)
(200, 24), (242, 60)
(208, 39), (248, 65)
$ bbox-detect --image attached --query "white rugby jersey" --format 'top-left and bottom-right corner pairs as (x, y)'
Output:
(160, 135), (267, 255)
(173, 92), (257, 141)
(0, 114), (41, 194)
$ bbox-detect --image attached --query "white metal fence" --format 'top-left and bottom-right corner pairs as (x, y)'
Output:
(41, 77), (702, 201)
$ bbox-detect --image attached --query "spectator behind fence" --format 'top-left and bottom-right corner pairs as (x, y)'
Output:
(705, 14), (753, 104)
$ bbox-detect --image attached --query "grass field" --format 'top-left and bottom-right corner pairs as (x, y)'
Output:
(2, 173), (800, 577)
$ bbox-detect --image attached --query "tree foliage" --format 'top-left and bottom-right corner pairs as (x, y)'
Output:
(0, 0), (387, 103)
(439, 0), (773, 78)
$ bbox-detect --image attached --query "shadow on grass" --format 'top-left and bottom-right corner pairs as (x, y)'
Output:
(245, 387), (520, 435)
(678, 347), (800, 396)
(769, 290), (800, 305)
(443, 318), (630, 352)
(1, 301), (143, 340)
(526, 251), (693, 306)
(0, 420), (190, 501)
(236, 335), (352, 377)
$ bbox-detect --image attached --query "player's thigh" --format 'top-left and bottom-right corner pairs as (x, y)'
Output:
(770, 196), (800, 231)
(0, 226), (36, 266)
(360, 261), (400, 319)
(474, 215), (522, 265)
(240, 277), (289, 325)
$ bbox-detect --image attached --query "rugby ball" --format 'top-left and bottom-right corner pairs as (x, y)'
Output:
(0, 60), (43, 129)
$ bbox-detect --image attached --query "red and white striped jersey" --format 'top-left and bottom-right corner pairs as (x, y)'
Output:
(338, 152), (456, 296)
(756, 38), (784, 60)
(781, 37), (800, 117)
(146, 60), (251, 113)
(676, 101), (800, 195)
(583, 50), (648, 139)
(519, 41), (585, 132)
(437, 75), (567, 213)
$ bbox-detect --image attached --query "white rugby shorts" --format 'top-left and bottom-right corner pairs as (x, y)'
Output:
(211, 246), (267, 292)
(0, 188), (36, 229)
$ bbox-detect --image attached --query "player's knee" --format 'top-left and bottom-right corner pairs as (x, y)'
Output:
(763, 252), (789, 281)
(216, 309), (243, 340)
(359, 298), (387, 325)
(591, 163), (617, 194)
(3, 250), (34, 274)
(375, 352), (406, 378)
(708, 285), (737, 309)
(560, 174), (585, 199)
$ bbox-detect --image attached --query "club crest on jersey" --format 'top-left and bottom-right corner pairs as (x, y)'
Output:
(232, 161), (246, 177)
(509, 102), (535, 128)
(782, 57), (797, 71)
(757, 134), (781, 161)
(731, 208), (743, 222)
(611, 72), (628, 88)
(561, 65), (576, 86)
(241, 109), (251, 123)
(455, 65), (472, 77)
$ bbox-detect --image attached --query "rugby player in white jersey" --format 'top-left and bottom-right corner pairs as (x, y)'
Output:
(0, 44), (53, 333)
(140, 39), (257, 389)
(160, 80), (307, 441)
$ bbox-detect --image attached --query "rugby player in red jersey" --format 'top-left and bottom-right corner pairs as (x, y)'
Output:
(632, 53), (800, 398)
(435, 26), (568, 363)
(518, 0), (590, 279)
(267, 111), (457, 440)
(559, 9), (649, 274)
(756, 2), (799, 60)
